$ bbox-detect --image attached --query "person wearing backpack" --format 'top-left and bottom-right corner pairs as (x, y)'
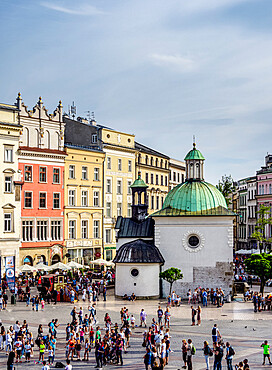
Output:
(226, 342), (235, 370)
(213, 342), (223, 369)
(203, 340), (213, 369)
(187, 338), (195, 370)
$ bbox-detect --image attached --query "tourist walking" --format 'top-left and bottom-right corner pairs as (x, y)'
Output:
(187, 338), (194, 370)
(213, 342), (223, 369)
(182, 339), (188, 369)
(226, 341), (235, 370)
(140, 308), (147, 328)
(197, 306), (201, 326)
(203, 341), (212, 369)
(261, 340), (272, 365)
(212, 324), (221, 344)
(191, 306), (196, 326)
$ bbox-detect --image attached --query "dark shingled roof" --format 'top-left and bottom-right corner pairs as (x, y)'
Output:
(113, 239), (165, 264)
(115, 217), (154, 238)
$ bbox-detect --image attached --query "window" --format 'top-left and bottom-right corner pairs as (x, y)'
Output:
(4, 213), (12, 232)
(151, 196), (154, 209)
(53, 168), (60, 183)
(165, 176), (168, 186)
(5, 176), (12, 193)
(127, 203), (132, 217)
(128, 160), (132, 172)
(118, 159), (122, 171)
(161, 197), (164, 208)
(131, 268), (139, 277)
(69, 165), (75, 179)
(81, 220), (88, 239)
(93, 220), (100, 239)
(68, 190), (75, 206)
(81, 190), (88, 206)
(151, 174), (154, 184)
(117, 203), (122, 216)
(156, 174), (159, 185)
(188, 235), (200, 248)
(53, 193), (60, 209)
(156, 196), (159, 209)
(155, 158), (158, 167)
(161, 175), (163, 186)
(94, 168), (99, 181)
(173, 172), (176, 181)
(39, 192), (47, 208)
(106, 202), (112, 217)
(22, 220), (33, 241)
(105, 229), (111, 243)
(24, 192), (32, 208)
(37, 220), (48, 241)
(4, 147), (13, 162)
(24, 166), (32, 181)
(39, 167), (47, 182)
(92, 134), (98, 144)
(82, 166), (88, 180)
(51, 220), (61, 240)
(145, 173), (149, 184)
(107, 157), (111, 169)
(68, 220), (76, 239)
(117, 180), (122, 194)
(182, 174), (184, 183)
(161, 159), (163, 168)
(150, 157), (153, 166)
(145, 156), (148, 165)
(178, 173), (180, 182)
(127, 180), (132, 194)
(93, 191), (99, 206)
(106, 178), (112, 193)
(106, 250), (112, 261)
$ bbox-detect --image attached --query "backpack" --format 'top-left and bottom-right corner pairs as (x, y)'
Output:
(208, 347), (213, 357)
(55, 362), (65, 368)
(191, 345), (196, 355)
(229, 347), (235, 356)
(212, 327), (217, 336)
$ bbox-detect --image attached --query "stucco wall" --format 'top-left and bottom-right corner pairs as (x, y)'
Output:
(154, 216), (234, 298)
(115, 263), (160, 297)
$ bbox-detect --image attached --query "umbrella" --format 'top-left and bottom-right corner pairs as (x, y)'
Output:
(50, 262), (71, 270)
(67, 261), (84, 269)
(105, 261), (115, 267)
(92, 258), (108, 266)
(19, 264), (36, 272)
(35, 262), (51, 271)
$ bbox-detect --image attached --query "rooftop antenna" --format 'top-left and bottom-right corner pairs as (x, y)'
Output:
(193, 135), (196, 148)
(71, 101), (76, 120)
(85, 110), (91, 123)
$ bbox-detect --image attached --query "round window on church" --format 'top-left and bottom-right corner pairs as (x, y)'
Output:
(131, 268), (139, 277)
(188, 235), (200, 248)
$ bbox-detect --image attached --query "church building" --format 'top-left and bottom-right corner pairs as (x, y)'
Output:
(114, 144), (235, 298)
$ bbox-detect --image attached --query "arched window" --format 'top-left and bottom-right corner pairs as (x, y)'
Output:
(35, 128), (39, 147)
(45, 130), (50, 149)
(155, 158), (158, 167)
(150, 157), (153, 166)
(145, 155), (148, 165)
(24, 127), (29, 146)
(138, 153), (141, 163)
(195, 163), (200, 178)
(161, 159), (163, 168)
(190, 163), (194, 178)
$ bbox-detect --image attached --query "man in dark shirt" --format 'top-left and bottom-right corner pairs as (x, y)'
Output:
(157, 306), (163, 325)
(213, 343), (223, 369)
(7, 348), (15, 370)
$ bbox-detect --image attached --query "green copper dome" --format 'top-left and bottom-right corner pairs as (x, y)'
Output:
(130, 173), (148, 188)
(184, 146), (205, 160)
(151, 181), (233, 216)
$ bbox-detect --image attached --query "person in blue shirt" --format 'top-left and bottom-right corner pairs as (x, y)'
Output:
(144, 347), (153, 370)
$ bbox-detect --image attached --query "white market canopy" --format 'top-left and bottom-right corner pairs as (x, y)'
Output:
(92, 258), (114, 267)
(50, 262), (72, 270)
(19, 264), (37, 272)
(67, 261), (84, 269)
(35, 262), (51, 271)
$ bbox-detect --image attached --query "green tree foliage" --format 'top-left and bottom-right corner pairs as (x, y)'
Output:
(245, 253), (272, 294)
(216, 175), (235, 206)
(251, 204), (272, 253)
(159, 267), (183, 295)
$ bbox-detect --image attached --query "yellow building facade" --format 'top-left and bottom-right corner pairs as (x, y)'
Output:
(64, 145), (105, 264)
(135, 142), (170, 213)
(100, 128), (136, 260)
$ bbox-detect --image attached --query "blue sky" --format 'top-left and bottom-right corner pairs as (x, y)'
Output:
(1, 0), (272, 183)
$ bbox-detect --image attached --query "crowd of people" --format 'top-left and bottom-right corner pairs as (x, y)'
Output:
(0, 267), (270, 370)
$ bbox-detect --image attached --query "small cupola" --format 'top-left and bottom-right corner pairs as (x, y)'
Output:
(184, 142), (205, 181)
(130, 172), (148, 221)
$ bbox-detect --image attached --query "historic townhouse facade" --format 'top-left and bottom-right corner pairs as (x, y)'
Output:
(101, 128), (135, 260)
(64, 144), (105, 265)
(17, 94), (66, 265)
(135, 142), (170, 213)
(169, 158), (186, 190)
(0, 103), (22, 268)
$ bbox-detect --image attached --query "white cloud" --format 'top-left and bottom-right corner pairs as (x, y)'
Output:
(150, 53), (196, 72)
(40, 2), (104, 16)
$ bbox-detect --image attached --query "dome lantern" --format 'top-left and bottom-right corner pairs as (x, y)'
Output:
(184, 142), (205, 181)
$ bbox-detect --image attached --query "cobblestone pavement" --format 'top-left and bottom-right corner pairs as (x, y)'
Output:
(0, 288), (271, 370)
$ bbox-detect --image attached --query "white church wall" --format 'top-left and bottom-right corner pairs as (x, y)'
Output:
(154, 216), (234, 298)
(115, 263), (160, 297)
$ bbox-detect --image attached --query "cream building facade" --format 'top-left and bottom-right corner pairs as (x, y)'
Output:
(100, 128), (136, 260)
(135, 142), (170, 214)
(64, 145), (105, 264)
(0, 103), (22, 268)
(169, 158), (186, 190)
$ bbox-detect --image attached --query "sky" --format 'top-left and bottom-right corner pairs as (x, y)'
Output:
(1, 0), (272, 184)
